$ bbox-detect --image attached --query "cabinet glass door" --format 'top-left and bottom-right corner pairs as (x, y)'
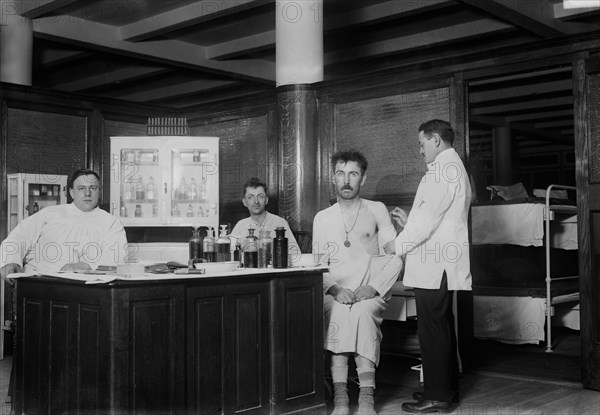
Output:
(26, 182), (62, 217)
(169, 144), (218, 227)
(119, 147), (161, 223)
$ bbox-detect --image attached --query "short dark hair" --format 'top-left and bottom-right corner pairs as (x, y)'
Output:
(418, 119), (455, 146)
(243, 177), (267, 196)
(69, 169), (101, 189)
(331, 149), (368, 176)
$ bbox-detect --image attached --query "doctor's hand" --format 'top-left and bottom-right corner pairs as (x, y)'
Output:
(390, 207), (408, 233)
(328, 285), (356, 305)
(383, 240), (396, 255)
(60, 262), (92, 272)
(354, 285), (378, 302)
(1, 263), (22, 285)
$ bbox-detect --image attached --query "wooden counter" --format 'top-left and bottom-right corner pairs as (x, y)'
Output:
(14, 268), (325, 414)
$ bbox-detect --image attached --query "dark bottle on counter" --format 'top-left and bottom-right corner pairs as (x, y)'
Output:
(243, 228), (258, 268)
(134, 204), (143, 218)
(216, 225), (231, 262)
(189, 227), (203, 261)
(32, 202), (40, 214)
(202, 227), (217, 262)
(233, 240), (242, 266)
(273, 227), (288, 269)
(258, 230), (272, 268)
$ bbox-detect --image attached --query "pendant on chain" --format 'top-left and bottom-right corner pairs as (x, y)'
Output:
(344, 236), (351, 248)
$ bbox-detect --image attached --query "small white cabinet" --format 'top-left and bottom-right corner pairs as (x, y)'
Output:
(110, 136), (219, 228)
(6, 173), (68, 233)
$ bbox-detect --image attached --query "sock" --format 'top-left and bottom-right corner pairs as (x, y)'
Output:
(358, 387), (376, 415)
(356, 367), (376, 389)
(331, 365), (349, 384)
(331, 383), (350, 415)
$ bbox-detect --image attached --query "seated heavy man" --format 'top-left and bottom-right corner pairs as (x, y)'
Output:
(1, 168), (128, 280)
(313, 150), (403, 415)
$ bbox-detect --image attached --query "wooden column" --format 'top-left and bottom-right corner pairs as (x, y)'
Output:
(275, 0), (323, 239)
(277, 85), (320, 236)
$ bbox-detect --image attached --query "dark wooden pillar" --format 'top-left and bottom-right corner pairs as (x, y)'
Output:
(276, 84), (320, 236)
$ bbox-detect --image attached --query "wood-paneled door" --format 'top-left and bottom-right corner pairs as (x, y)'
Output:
(573, 55), (600, 390)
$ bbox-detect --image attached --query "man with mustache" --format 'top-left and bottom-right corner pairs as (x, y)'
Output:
(313, 150), (403, 415)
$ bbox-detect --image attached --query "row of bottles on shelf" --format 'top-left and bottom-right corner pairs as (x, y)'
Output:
(123, 176), (156, 201)
(171, 203), (212, 218)
(119, 201), (213, 218)
(29, 184), (61, 197)
(189, 225), (288, 268)
(121, 149), (158, 164)
(122, 176), (209, 202)
(173, 177), (207, 201)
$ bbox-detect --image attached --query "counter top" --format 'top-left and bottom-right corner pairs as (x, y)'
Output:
(9, 265), (328, 285)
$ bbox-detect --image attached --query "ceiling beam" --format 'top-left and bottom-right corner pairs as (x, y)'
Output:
(13, 0), (80, 19)
(510, 122), (573, 144)
(108, 79), (238, 102)
(37, 48), (92, 67)
(32, 15), (275, 83)
(55, 66), (170, 92)
(326, 0), (452, 30)
(207, 0), (454, 60)
(325, 18), (513, 64)
(119, 0), (267, 42)
(469, 79), (573, 104)
(458, 0), (595, 36)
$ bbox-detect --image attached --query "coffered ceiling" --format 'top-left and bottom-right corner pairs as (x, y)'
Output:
(4, 0), (600, 150)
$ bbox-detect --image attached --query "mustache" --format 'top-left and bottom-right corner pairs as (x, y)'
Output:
(341, 185), (353, 191)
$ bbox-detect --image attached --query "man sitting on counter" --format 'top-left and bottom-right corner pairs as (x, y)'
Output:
(0, 168), (128, 282)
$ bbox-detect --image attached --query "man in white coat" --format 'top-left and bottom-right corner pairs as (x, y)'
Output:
(313, 150), (403, 415)
(385, 119), (472, 413)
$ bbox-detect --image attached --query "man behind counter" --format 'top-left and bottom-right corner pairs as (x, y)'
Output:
(0, 168), (128, 282)
(229, 177), (300, 263)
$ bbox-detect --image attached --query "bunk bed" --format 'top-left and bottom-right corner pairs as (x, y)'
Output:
(471, 184), (579, 352)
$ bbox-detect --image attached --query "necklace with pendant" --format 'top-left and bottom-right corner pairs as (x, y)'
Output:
(339, 199), (361, 248)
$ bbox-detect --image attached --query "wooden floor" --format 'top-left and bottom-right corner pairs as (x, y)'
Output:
(2, 350), (600, 414)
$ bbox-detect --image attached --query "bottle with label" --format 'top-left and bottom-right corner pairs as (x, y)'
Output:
(199, 181), (207, 202)
(189, 178), (198, 201)
(202, 227), (217, 262)
(120, 202), (128, 218)
(134, 204), (143, 218)
(189, 227), (203, 261)
(217, 225), (231, 262)
(273, 227), (288, 269)
(135, 177), (145, 200)
(146, 176), (155, 200)
(152, 202), (159, 217)
(186, 204), (194, 217)
(178, 177), (188, 201)
(33, 202), (40, 214)
(258, 230), (272, 268)
(243, 228), (258, 268)
(172, 202), (181, 217)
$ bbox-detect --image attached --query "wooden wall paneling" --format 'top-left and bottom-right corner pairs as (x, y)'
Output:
(573, 57), (596, 389)
(334, 86), (450, 208)
(191, 115), (270, 228)
(6, 108), (87, 180)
